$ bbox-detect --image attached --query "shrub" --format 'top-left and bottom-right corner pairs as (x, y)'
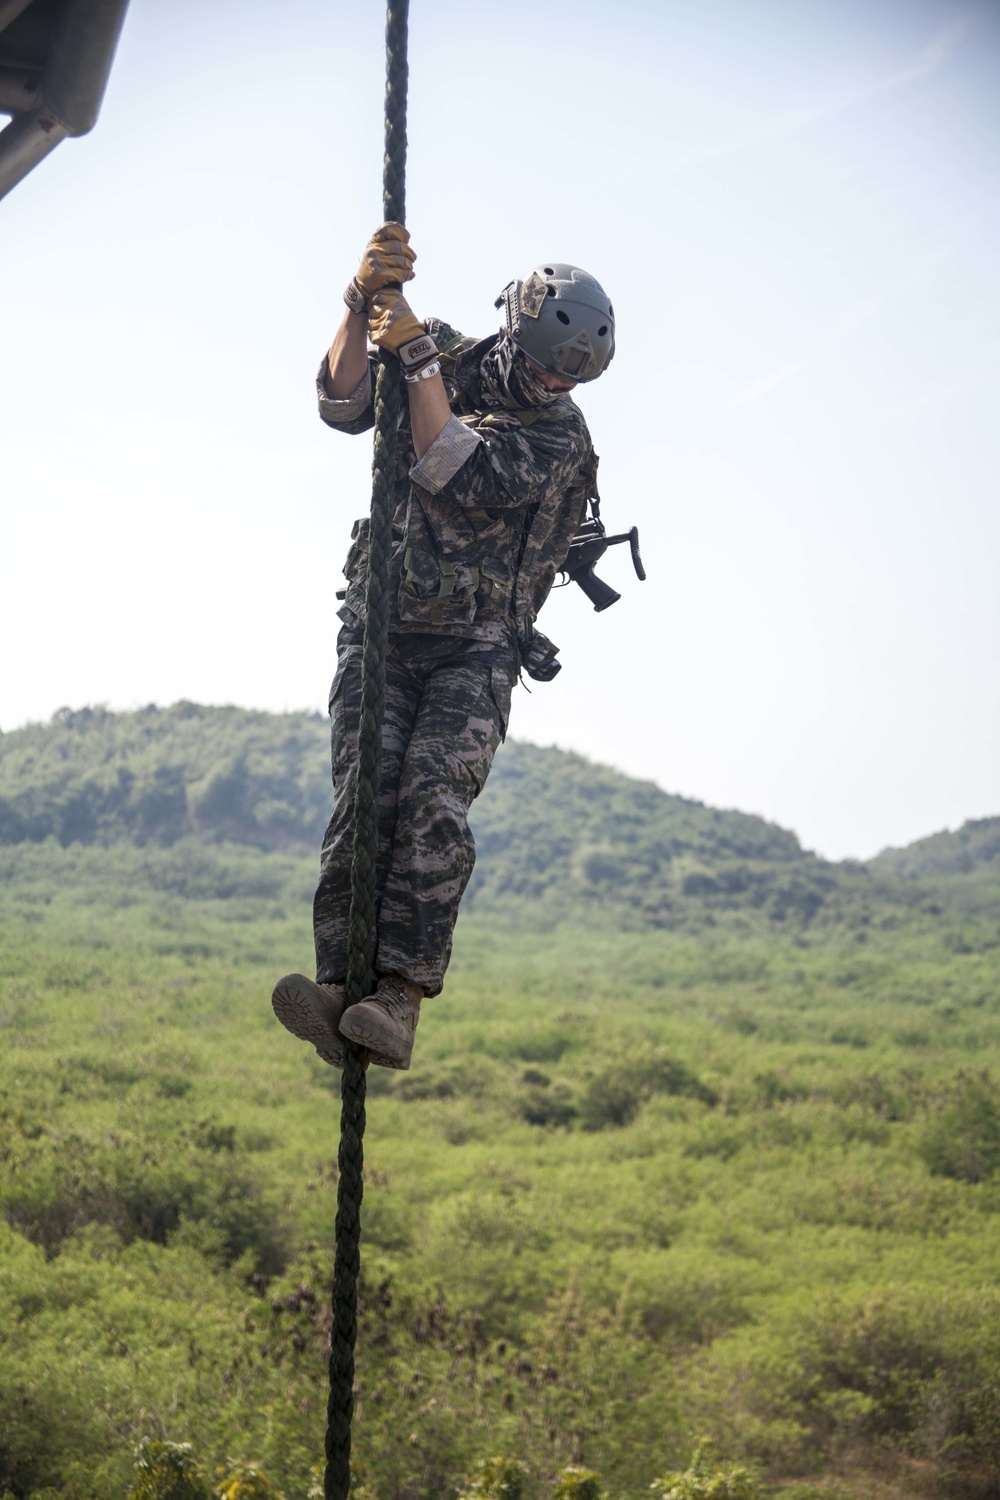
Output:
(1, 1127), (288, 1272)
(752, 1286), (1000, 1470)
(553, 1466), (602, 1499)
(921, 1070), (1000, 1183)
(805, 1292), (946, 1435)
(580, 1055), (716, 1130)
(651, 1440), (760, 1500)
(520, 1082), (577, 1127)
(0, 1360), (111, 1497)
(458, 1457), (528, 1500)
(128, 1440), (211, 1500)
(579, 1069), (640, 1129)
(217, 1458), (286, 1500)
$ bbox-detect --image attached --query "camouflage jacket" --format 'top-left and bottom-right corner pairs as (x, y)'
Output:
(317, 319), (598, 644)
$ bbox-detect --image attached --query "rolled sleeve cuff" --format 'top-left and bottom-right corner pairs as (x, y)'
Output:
(409, 416), (482, 494)
(316, 361), (372, 425)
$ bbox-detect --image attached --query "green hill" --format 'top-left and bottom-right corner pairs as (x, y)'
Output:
(466, 739), (870, 929)
(872, 815), (1000, 877)
(0, 700), (953, 932)
(0, 703), (332, 851)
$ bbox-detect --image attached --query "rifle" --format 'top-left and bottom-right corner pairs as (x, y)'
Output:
(562, 513), (646, 611)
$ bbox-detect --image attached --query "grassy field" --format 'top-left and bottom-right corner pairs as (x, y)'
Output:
(2, 840), (1000, 1500)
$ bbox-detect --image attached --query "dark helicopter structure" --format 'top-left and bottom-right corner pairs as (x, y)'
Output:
(0, 0), (129, 202)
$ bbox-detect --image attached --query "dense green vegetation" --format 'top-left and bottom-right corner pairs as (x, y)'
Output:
(2, 708), (1000, 1500)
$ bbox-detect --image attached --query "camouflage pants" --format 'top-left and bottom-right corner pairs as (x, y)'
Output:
(313, 626), (518, 996)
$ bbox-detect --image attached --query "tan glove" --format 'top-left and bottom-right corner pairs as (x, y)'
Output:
(343, 222), (416, 315)
(369, 288), (439, 375)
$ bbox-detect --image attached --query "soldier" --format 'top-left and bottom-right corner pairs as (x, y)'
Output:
(272, 224), (615, 1071)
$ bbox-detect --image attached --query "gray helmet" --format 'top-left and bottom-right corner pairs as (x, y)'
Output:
(495, 263), (615, 382)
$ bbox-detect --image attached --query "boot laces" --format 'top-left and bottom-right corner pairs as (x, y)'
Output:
(377, 977), (410, 1017)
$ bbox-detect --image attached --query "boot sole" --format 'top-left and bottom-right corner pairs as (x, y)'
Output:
(339, 1008), (412, 1070)
(271, 976), (345, 1069)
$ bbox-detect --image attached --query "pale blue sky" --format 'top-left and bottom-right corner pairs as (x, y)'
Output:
(2, 0), (997, 859)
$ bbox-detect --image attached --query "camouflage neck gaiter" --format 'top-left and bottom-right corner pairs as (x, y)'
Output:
(478, 331), (563, 412)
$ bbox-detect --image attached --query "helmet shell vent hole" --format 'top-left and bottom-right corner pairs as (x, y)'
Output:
(544, 267), (555, 275)
(556, 310), (571, 325)
(598, 325), (608, 336)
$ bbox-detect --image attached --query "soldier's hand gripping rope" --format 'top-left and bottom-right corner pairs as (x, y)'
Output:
(368, 284), (441, 377)
(343, 221), (416, 316)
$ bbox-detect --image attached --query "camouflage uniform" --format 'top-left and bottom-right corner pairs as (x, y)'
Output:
(312, 320), (598, 995)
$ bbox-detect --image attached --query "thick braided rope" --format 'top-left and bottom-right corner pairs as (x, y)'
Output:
(325, 4), (409, 1499)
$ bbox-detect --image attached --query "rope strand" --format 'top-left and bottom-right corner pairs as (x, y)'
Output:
(325, 5), (409, 1498)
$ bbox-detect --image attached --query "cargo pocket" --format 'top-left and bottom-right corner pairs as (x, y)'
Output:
(340, 578), (366, 622)
(489, 664), (514, 743)
(338, 518), (370, 625)
(327, 660), (347, 714)
(397, 547), (479, 627)
(476, 557), (513, 621)
(328, 647), (362, 782)
(343, 516), (370, 583)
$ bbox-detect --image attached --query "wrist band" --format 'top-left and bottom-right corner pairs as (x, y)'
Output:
(404, 360), (442, 383)
(343, 279), (369, 316)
